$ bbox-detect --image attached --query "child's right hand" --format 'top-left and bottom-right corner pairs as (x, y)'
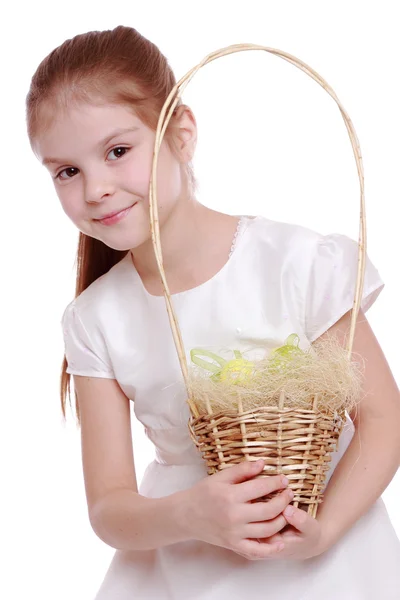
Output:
(180, 459), (294, 560)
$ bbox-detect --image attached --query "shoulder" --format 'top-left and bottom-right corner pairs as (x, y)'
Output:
(243, 214), (366, 264)
(242, 214), (322, 262)
(61, 252), (134, 327)
(60, 257), (133, 378)
(240, 215), (375, 298)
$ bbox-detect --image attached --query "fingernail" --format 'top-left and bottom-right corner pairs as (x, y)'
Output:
(288, 488), (294, 500)
(284, 505), (295, 517)
(281, 476), (289, 486)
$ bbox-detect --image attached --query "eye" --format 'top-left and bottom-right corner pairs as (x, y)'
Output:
(53, 146), (130, 182)
(55, 167), (79, 181)
(107, 146), (130, 161)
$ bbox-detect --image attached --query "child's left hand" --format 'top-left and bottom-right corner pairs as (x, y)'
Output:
(259, 504), (331, 561)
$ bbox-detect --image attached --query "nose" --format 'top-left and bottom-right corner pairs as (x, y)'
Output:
(83, 170), (116, 204)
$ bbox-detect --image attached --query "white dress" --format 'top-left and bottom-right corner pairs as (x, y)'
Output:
(62, 215), (400, 600)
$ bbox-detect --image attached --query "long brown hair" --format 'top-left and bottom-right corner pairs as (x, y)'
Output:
(26, 26), (196, 424)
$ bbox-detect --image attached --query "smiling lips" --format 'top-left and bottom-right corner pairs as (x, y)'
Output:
(95, 203), (136, 226)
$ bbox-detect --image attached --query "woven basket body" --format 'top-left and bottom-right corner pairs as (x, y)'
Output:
(148, 44), (367, 518)
(188, 393), (345, 516)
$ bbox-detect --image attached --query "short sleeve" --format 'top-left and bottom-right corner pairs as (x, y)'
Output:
(304, 233), (385, 343)
(61, 301), (115, 378)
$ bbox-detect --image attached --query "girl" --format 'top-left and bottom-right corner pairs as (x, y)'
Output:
(26, 25), (400, 599)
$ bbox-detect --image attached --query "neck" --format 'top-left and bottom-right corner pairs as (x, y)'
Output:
(131, 202), (240, 295)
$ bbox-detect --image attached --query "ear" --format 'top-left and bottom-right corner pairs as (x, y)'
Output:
(169, 104), (197, 162)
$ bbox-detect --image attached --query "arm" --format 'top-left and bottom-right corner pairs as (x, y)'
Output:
(315, 309), (400, 550)
(90, 488), (190, 551)
(72, 374), (191, 552)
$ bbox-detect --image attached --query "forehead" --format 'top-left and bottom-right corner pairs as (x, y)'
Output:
(33, 101), (144, 161)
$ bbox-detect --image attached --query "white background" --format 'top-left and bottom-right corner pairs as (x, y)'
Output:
(1, 1), (399, 598)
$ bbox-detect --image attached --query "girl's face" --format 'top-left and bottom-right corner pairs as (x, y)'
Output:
(34, 102), (194, 251)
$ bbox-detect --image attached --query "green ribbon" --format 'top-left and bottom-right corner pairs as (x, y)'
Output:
(190, 333), (304, 384)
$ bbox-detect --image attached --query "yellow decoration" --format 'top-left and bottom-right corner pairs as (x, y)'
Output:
(219, 358), (255, 385)
(267, 333), (305, 373)
(190, 333), (305, 384)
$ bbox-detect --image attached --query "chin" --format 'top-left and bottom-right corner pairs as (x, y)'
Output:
(100, 230), (152, 252)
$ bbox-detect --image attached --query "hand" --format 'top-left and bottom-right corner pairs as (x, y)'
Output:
(180, 459), (294, 560)
(264, 503), (331, 560)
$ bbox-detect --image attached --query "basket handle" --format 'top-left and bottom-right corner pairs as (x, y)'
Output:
(148, 43), (367, 413)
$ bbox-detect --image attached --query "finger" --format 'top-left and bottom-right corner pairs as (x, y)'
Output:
(262, 532), (284, 545)
(283, 505), (316, 534)
(237, 473), (289, 503)
(216, 459), (266, 485)
(238, 538), (285, 560)
(266, 521), (294, 543)
(243, 487), (294, 521)
(244, 514), (288, 539)
(256, 532), (284, 545)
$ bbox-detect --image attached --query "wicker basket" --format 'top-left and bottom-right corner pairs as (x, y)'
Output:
(148, 44), (367, 518)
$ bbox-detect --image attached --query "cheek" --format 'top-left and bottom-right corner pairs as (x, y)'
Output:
(122, 147), (181, 203)
(57, 189), (83, 223)
(121, 158), (150, 194)
(156, 150), (182, 198)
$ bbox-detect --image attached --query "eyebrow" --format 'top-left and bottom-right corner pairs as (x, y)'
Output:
(42, 126), (140, 166)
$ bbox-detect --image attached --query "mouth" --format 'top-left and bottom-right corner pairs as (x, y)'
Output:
(94, 202), (137, 226)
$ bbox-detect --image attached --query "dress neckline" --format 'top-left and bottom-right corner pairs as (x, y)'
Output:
(124, 215), (259, 300)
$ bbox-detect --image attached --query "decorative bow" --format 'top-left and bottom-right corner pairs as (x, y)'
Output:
(190, 333), (304, 385)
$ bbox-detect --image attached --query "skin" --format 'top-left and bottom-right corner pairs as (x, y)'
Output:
(33, 101), (240, 296)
